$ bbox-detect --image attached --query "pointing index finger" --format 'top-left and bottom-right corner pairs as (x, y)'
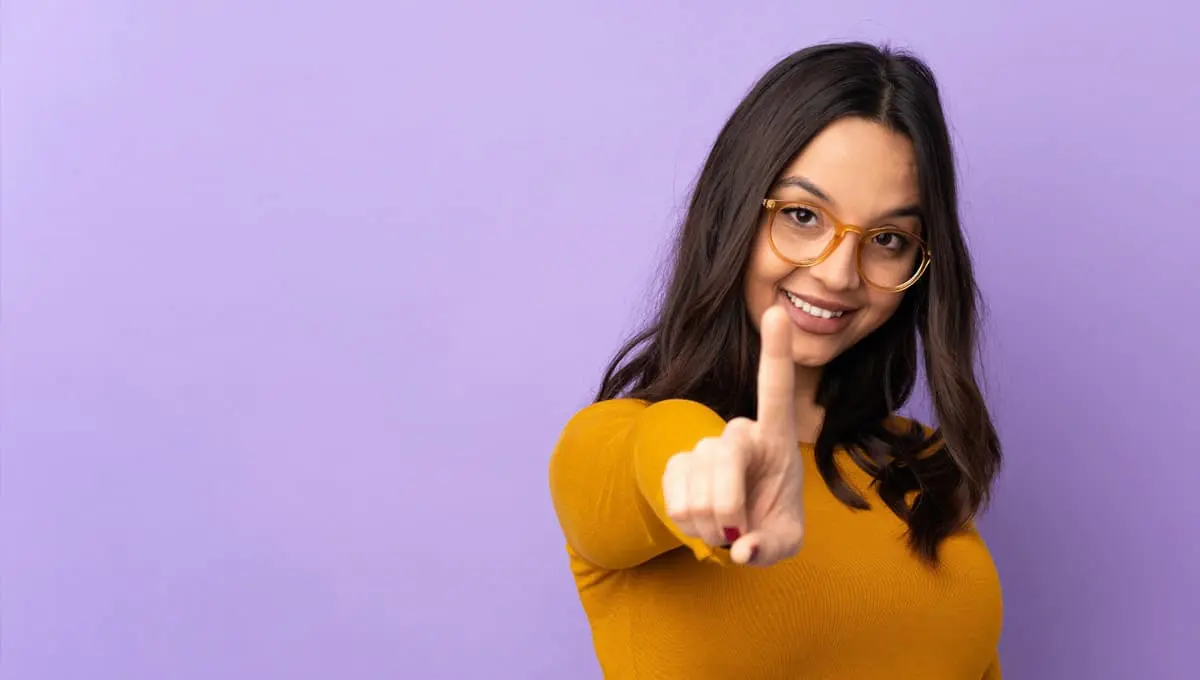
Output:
(756, 305), (796, 438)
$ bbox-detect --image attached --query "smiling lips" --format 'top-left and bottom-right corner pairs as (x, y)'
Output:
(780, 289), (858, 335)
(783, 290), (848, 318)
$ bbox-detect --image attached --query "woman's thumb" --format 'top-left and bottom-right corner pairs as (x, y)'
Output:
(730, 524), (804, 567)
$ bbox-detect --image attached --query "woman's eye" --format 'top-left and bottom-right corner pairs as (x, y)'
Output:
(873, 232), (908, 250)
(783, 208), (819, 226)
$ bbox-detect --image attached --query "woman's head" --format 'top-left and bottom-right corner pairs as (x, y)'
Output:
(743, 116), (927, 372)
(598, 42), (1000, 560)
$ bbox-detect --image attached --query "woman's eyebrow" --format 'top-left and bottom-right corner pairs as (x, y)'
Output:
(774, 175), (923, 221)
(773, 175), (831, 202)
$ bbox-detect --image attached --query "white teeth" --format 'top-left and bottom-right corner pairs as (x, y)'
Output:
(784, 291), (845, 319)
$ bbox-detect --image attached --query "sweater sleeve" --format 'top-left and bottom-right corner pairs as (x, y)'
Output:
(548, 398), (733, 570)
(981, 653), (1001, 679)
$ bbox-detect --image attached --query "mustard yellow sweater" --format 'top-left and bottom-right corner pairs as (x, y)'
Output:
(548, 398), (1003, 679)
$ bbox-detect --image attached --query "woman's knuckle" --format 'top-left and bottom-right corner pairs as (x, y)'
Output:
(666, 503), (689, 522)
(718, 441), (746, 464)
(726, 417), (753, 431)
(664, 452), (690, 473)
(713, 499), (740, 517)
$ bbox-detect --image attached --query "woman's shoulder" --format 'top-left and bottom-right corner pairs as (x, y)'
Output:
(561, 398), (724, 435)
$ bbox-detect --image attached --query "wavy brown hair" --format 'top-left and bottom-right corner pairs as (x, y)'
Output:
(595, 42), (1001, 562)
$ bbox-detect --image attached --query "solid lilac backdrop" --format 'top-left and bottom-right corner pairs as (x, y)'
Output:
(3, 1), (1197, 678)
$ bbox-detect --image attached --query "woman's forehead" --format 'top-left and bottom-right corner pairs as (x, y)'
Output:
(775, 118), (920, 218)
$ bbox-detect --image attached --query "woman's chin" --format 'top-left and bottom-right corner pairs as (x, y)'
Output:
(787, 324), (866, 370)
(790, 345), (841, 370)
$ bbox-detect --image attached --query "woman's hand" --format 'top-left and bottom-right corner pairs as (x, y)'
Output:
(662, 305), (806, 566)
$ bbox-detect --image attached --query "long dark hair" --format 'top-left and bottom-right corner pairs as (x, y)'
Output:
(595, 42), (1001, 562)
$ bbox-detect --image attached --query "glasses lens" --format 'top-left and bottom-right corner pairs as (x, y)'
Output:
(859, 229), (926, 289)
(769, 204), (835, 263)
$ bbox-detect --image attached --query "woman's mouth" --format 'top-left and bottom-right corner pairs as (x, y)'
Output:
(783, 290), (847, 319)
(778, 290), (858, 336)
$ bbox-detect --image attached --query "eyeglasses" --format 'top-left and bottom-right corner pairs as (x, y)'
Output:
(761, 198), (932, 292)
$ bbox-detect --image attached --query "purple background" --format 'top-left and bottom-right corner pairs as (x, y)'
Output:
(4, 1), (1197, 678)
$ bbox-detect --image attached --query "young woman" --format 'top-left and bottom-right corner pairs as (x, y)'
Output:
(548, 42), (1004, 679)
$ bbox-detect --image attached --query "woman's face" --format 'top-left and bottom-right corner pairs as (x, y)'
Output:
(743, 116), (923, 369)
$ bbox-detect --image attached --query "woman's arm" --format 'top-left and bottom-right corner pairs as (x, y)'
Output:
(548, 398), (732, 570)
(981, 653), (1001, 679)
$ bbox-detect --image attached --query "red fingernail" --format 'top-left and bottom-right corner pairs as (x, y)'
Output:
(723, 527), (741, 543)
